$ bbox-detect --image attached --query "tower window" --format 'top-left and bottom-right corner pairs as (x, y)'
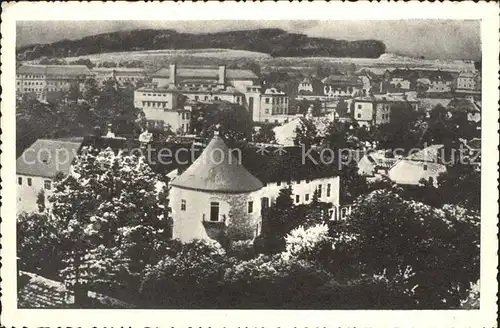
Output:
(327, 183), (331, 197)
(248, 201), (254, 214)
(210, 202), (220, 221)
(44, 180), (52, 190)
(181, 199), (186, 211)
(27, 178), (32, 186)
(295, 195), (300, 203)
(18, 177), (22, 185)
(305, 194), (310, 202)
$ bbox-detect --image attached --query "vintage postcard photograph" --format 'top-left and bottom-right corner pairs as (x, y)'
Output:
(1, 2), (498, 327)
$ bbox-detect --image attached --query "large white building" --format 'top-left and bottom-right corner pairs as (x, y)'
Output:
(17, 139), (83, 213)
(388, 144), (446, 187)
(16, 65), (93, 101)
(352, 95), (419, 128)
(169, 134), (341, 242)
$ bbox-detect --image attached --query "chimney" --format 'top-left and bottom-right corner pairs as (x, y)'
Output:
(218, 65), (226, 85)
(169, 64), (177, 85)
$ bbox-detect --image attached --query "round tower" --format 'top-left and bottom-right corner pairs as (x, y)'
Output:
(170, 135), (264, 243)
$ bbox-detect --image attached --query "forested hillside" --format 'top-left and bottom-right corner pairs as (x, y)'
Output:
(17, 28), (386, 61)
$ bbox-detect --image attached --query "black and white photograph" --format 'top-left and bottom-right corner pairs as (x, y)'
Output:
(1, 2), (498, 327)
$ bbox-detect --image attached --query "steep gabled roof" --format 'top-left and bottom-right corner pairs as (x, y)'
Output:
(17, 65), (93, 78)
(406, 144), (444, 162)
(16, 139), (84, 178)
(171, 135), (264, 193)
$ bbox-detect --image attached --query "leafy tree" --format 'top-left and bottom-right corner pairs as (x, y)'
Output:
(194, 102), (253, 143)
(437, 162), (480, 211)
(82, 78), (100, 103)
(294, 119), (319, 147)
(48, 147), (171, 305)
(36, 189), (46, 213)
(139, 239), (228, 308)
(331, 190), (480, 308)
(17, 212), (66, 280)
(253, 123), (277, 144)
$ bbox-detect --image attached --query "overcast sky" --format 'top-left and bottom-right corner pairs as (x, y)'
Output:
(17, 20), (481, 60)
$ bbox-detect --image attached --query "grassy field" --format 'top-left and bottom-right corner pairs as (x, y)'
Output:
(55, 49), (475, 75)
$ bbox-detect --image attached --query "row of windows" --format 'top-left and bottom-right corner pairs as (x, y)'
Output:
(142, 93), (169, 97)
(181, 185), (333, 220)
(180, 112), (191, 120)
(18, 75), (45, 79)
(18, 177), (51, 190)
(142, 101), (169, 108)
(264, 97), (288, 104)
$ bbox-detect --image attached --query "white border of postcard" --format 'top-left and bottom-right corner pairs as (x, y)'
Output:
(1, 2), (498, 327)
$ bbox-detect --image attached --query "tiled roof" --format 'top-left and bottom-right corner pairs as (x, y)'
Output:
(447, 98), (481, 113)
(171, 135), (264, 193)
(16, 139), (83, 178)
(406, 144), (444, 162)
(17, 65), (93, 78)
(92, 68), (147, 76)
(322, 75), (362, 87)
(18, 271), (134, 309)
(152, 67), (258, 80)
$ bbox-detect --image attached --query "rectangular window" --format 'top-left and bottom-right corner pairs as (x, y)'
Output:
(317, 184), (322, 198)
(358, 104), (362, 109)
(305, 194), (310, 202)
(327, 183), (331, 197)
(277, 181), (281, 186)
(27, 178), (32, 186)
(357, 113), (362, 118)
(18, 177), (22, 185)
(181, 199), (186, 211)
(295, 195), (300, 203)
(44, 180), (52, 190)
(423, 164), (428, 171)
(261, 197), (269, 209)
(210, 202), (220, 221)
(248, 201), (254, 214)
(265, 98), (270, 104)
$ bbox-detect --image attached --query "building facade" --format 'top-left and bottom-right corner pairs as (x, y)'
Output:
(353, 95), (419, 128)
(17, 139), (83, 213)
(91, 68), (147, 87)
(16, 65), (93, 101)
(169, 135), (342, 243)
(254, 88), (290, 123)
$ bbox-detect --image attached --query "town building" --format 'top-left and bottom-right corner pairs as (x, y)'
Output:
(254, 88), (290, 124)
(169, 134), (341, 242)
(352, 95), (419, 128)
(151, 64), (258, 92)
(273, 113), (332, 146)
(456, 71), (480, 92)
(16, 138), (83, 213)
(357, 150), (401, 177)
(133, 84), (192, 132)
(322, 74), (364, 98)
(91, 67), (147, 87)
(298, 76), (324, 96)
(388, 144), (446, 187)
(16, 64), (93, 101)
(446, 97), (481, 123)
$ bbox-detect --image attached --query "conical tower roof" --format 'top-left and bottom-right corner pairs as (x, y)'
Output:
(171, 135), (264, 193)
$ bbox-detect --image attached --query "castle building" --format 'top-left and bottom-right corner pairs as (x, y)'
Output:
(169, 134), (341, 243)
(170, 134), (264, 241)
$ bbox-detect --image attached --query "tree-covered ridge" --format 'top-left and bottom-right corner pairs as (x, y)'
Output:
(17, 28), (386, 61)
